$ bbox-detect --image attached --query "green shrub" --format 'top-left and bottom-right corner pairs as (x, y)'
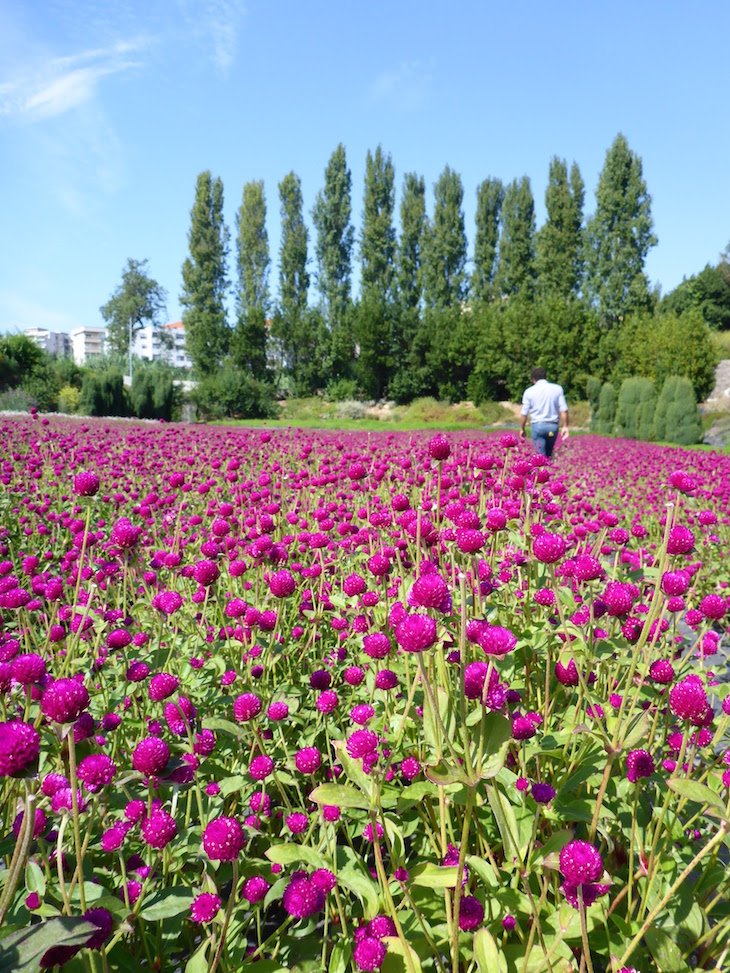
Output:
(616, 377), (656, 440)
(592, 382), (616, 435)
(58, 385), (80, 414)
(131, 368), (174, 421)
(586, 376), (602, 424)
(191, 367), (278, 421)
(80, 370), (127, 417)
(654, 375), (702, 445)
(324, 378), (359, 402)
(0, 388), (35, 412)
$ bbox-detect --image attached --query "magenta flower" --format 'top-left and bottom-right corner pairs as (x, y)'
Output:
(626, 749), (655, 782)
(76, 754), (116, 792)
(41, 678), (90, 724)
(148, 672), (179, 701)
(242, 876), (270, 903)
(295, 747), (321, 774)
(669, 675), (711, 725)
(73, 471), (100, 496)
(190, 892), (221, 923)
(458, 895), (484, 931)
(532, 532), (566, 564)
(395, 613), (437, 653)
(428, 434), (451, 461)
(559, 840), (603, 885)
(347, 729), (378, 759)
(234, 693), (262, 722)
(140, 808), (177, 849)
(354, 935), (388, 971)
(202, 816), (245, 861)
(282, 873), (325, 919)
(133, 737), (170, 776)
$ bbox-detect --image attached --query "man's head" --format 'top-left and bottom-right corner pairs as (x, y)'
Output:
(530, 367), (547, 383)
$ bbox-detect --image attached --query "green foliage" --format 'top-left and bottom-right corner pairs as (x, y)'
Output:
(471, 177), (503, 302)
(421, 166), (468, 310)
(396, 172), (426, 310)
(0, 387), (35, 411)
(180, 171), (230, 376)
(536, 158), (584, 300)
(236, 179), (270, 318)
(585, 133), (657, 322)
(352, 297), (393, 399)
(654, 375), (702, 445)
(191, 366), (278, 420)
(278, 171), (310, 320)
(312, 143), (355, 329)
(79, 370), (128, 417)
(21, 360), (60, 411)
(359, 146), (396, 303)
(270, 307), (329, 396)
(100, 258), (168, 358)
(593, 382), (617, 434)
(231, 306), (269, 379)
(616, 377), (656, 440)
(325, 378), (359, 402)
(661, 263), (730, 331)
(58, 385), (80, 413)
(493, 176), (536, 300)
(586, 376), (602, 422)
(130, 366), (174, 420)
(0, 334), (45, 390)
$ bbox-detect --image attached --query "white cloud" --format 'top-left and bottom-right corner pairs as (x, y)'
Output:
(0, 291), (79, 334)
(176, 0), (247, 73)
(369, 60), (433, 111)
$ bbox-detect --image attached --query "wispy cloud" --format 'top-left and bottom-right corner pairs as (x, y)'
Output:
(0, 40), (144, 122)
(177, 0), (247, 73)
(369, 60), (433, 111)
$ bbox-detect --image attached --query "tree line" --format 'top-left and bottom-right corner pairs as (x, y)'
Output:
(101, 133), (728, 417)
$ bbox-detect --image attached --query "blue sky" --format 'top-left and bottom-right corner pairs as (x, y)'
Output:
(1, 0), (728, 335)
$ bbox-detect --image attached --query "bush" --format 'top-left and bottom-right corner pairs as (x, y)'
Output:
(131, 368), (174, 421)
(58, 385), (80, 414)
(616, 377), (656, 440)
(654, 376), (702, 445)
(324, 378), (358, 402)
(586, 376), (602, 424)
(592, 382), (616, 435)
(0, 388), (35, 412)
(80, 370), (127, 417)
(191, 368), (278, 421)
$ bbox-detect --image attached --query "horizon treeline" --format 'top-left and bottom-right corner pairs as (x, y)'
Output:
(170, 133), (727, 411)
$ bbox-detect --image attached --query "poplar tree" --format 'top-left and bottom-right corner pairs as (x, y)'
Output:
(180, 171), (230, 376)
(421, 165), (468, 310)
(232, 179), (270, 377)
(359, 146), (396, 302)
(278, 171), (310, 320)
(493, 176), (536, 300)
(585, 133), (657, 322)
(312, 143), (355, 329)
(396, 172), (426, 310)
(535, 158), (585, 300)
(471, 178), (504, 303)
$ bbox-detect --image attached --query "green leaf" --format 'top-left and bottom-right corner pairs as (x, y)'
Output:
(424, 760), (467, 786)
(308, 783), (371, 810)
(331, 739), (375, 799)
(328, 941), (351, 973)
(478, 712), (513, 779)
(25, 860), (46, 898)
(474, 927), (508, 973)
(396, 780), (442, 812)
(0, 917), (96, 973)
(218, 774), (247, 797)
(409, 863), (459, 888)
(201, 717), (244, 740)
(645, 926), (690, 973)
(622, 710), (651, 750)
(666, 778), (728, 816)
(337, 864), (380, 920)
(486, 783), (526, 865)
(465, 854), (499, 889)
(530, 830), (573, 870)
(381, 935), (423, 973)
(185, 940), (209, 973)
(139, 887), (194, 921)
(265, 843), (329, 871)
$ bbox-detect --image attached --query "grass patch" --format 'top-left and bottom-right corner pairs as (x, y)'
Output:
(711, 331), (730, 358)
(569, 400), (591, 429)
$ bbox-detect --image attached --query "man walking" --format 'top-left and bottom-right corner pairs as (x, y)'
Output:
(519, 367), (569, 458)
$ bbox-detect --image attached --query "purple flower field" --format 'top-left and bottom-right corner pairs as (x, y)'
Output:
(0, 415), (729, 973)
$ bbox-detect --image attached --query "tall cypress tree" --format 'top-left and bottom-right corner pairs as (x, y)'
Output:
(396, 172), (426, 310)
(180, 171), (230, 376)
(471, 177), (504, 303)
(421, 165), (468, 310)
(585, 133), (657, 322)
(232, 180), (270, 376)
(535, 158), (584, 300)
(359, 145), (396, 303)
(493, 176), (536, 300)
(312, 143), (355, 330)
(278, 171), (310, 321)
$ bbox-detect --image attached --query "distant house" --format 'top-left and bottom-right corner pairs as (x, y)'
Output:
(131, 321), (192, 370)
(24, 328), (71, 358)
(71, 327), (106, 365)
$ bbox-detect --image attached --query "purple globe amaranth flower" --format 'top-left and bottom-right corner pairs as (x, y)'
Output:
(362, 633), (391, 660)
(602, 581), (636, 617)
(667, 525), (694, 555)
(190, 892), (221, 924)
(111, 518), (142, 550)
(395, 613), (437, 653)
(485, 507), (507, 531)
(700, 594), (727, 620)
(286, 812), (308, 834)
(193, 559), (219, 587)
(249, 754), (274, 781)
(455, 528), (485, 554)
(148, 672), (179, 701)
(164, 697), (196, 736)
(295, 747), (321, 774)
(347, 729), (378, 759)
(626, 749), (655, 782)
(140, 808), (177, 849)
(428, 434), (451, 461)
(375, 669), (398, 690)
(269, 569), (296, 597)
(76, 754), (116, 792)
(458, 895), (484, 931)
(282, 874), (325, 919)
(410, 573), (451, 612)
(661, 570), (691, 596)
(202, 816), (245, 861)
(532, 532), (566, 564)
(354, 935), (388, 972)
(670, 675), (711, 725)
(559, 840), (603, 885)
(572, 555), (603, 582)
(41, 678), (89, 724)
(233, 692), (262, 722)
(512, 715), (538, 740)
(531, 782), (556, 804)
(649, 659), (675, 684)
(242, 875), (270, 903)
(479, 624), (517, 657)
(11, 653), (47, 685)
(74, 471), (100, 497)
(267, 701), (289, 721)
(133, 737), (170, 775)
(316, 689), (339, 713)
(152, 590), (183, 615)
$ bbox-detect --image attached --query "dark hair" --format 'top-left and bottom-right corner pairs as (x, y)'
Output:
(531, 367), (547, 382)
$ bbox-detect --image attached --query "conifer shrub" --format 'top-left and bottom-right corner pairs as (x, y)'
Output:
(586, 376), (602, 425)
(80, 370), (127, 417)
(616, 377), (656, 440)
(654, 375), (702, 445)
(592, 382), (616, 435)
(131, 368), (174, 421)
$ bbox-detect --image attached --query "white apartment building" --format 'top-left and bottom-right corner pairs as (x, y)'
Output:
(132, 321), (192, 370)
(71, 327), (106, 365)
(24, 328), (72, 357)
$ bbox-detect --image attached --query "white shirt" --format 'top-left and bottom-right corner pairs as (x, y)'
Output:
(521, 379), (567, 424)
